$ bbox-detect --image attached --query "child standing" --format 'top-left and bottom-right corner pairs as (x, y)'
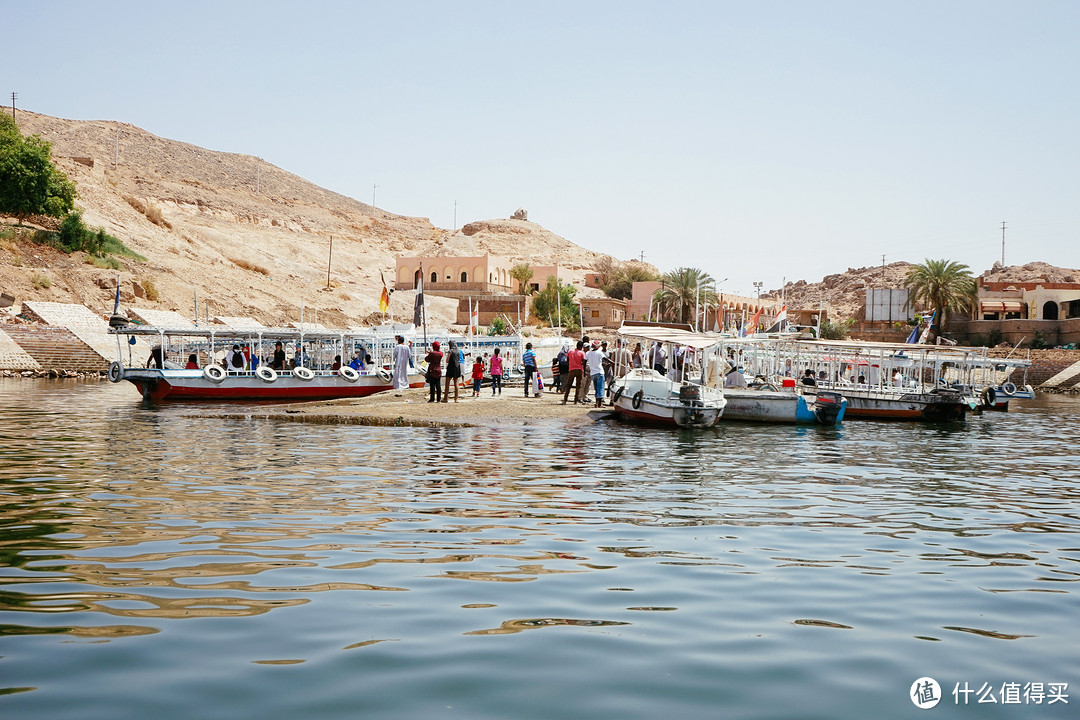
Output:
(471, 355), (485, 397)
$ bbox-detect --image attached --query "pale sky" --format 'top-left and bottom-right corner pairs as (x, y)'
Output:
(7, 1), (1079, 296)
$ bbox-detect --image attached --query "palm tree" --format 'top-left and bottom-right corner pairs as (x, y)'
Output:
(509, 263), (535, 294)
(653, 267), (717, 326)
(904, 259), (978, 341)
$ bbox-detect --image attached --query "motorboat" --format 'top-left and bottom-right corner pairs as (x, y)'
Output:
(610, 368), (726, 428)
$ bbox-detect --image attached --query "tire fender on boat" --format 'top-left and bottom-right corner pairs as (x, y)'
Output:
(981, 386), (996, 407)
(1001, 382), (1016, 396)
(340, 366), (360, 382)
(759, 383), (779, 392)
(256, 366), (277, 383)
(612, 386), (625, 404)
(632, 390), (644, 409)
(107, 361), (123, 383)
(377, 368), (392, 383)
(203, 364), (227, 383)
(293, 366), (315, 381)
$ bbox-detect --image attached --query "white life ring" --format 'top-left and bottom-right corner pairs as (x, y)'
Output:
(256, 366), (278, 383)
(339, 366), (360, 382)
(1001, 382), (1016, 396)
(108, 361), (123, 383)
(293, 366), (315, 381)
(377, 368), (392, 383)
(203, 364), (227, 383)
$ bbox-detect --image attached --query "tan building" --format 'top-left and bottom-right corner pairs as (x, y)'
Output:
(579, 298), (626, 329)
(455, 296), (531, 326)
(522, 264), (572, 294)
(978, 281), (1080, 320)
(395, 255), (513, 297)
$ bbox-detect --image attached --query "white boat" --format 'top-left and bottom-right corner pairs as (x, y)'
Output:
(610, 325), (728, 428)
(107, 324), (424, 401)
(611, 368), (727, 428)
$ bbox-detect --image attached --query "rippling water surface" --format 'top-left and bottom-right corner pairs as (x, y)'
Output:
(1, 379), (1077, 719)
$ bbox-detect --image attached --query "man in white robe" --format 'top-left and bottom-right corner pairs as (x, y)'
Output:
(392, 335), (411, 389)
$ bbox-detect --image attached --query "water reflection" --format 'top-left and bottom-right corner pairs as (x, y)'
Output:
(2, 380), (1080, 719)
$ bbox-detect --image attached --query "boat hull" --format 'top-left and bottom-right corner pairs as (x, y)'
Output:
(806, 386), (966, 421)
(720, 388), (847, 425)
(123, 369), (423, 402)
(610, 369), (726, 429)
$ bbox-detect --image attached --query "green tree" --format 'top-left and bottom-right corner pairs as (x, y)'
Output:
(0, 113), (76, 221)
(531, 276), (579, 331)
(604, 263), (656, 300)
(653, 267), (717, 325)
(904, 259), (978, 342)
(509, 262), (535, 294)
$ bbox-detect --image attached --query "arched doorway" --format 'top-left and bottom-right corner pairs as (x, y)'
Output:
(1043, 301), (1059, 320)
(431, 271), (438, 284)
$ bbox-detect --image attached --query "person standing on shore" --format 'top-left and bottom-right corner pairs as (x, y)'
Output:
(425, 341), (443, 403)
(522, 342), (537, 397)
(442, 340), (461, 403)
(489, 348), (504, 395)
(585, 341), (607, 408)
(392, 335), (411, 389)
(471, 354), (485, 397)
(561, 340), (586, 404)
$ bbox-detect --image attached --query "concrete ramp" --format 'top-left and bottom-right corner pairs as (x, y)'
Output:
(128, 308), (198, 328)
(0, 325), (108, 371)
(0, 327), (43, 371)
(215, 316), (267, 330)
(20, 301), (141, 367)
(1040, 360), (1080, 388)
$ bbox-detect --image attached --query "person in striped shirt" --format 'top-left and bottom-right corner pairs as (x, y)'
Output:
(522, 342), (538, 397)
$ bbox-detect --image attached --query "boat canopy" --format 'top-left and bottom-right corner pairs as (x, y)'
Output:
(616, 326), (721, 350)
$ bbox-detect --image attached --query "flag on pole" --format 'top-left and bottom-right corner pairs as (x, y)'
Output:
(918, 310), (936, 344)
(905, 318), (921, 344)
(740, 308), (763, 337)
(469, 298), (479, 335)
(413, 269), (424, 327)
(112, 275), (121, 315)
(379, 272), (390, 313)
(765, 304), (787, 333)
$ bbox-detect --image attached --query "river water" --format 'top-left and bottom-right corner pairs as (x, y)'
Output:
(1, 379), (1077, 719)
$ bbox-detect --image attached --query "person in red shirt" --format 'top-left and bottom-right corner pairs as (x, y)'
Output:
(561, 340), (586, 404)
(425, 341), (443, 403)
(471, 355), (485, 397)
(184, 353), (199, 370)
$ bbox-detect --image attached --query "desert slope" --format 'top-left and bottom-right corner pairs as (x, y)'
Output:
(1, 110), (615, 327)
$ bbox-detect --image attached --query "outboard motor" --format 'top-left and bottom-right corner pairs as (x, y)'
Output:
(813, 391), (844, 426)
(679, 383), (702, 407)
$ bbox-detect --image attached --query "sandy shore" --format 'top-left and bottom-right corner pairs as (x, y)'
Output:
(212, 385), (615, 428)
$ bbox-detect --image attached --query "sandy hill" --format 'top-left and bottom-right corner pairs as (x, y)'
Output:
(1, 110), (618, 328)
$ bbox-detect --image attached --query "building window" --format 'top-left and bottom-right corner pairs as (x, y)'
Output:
(431, 271), (438, 284)
(1043, 301), (1059, 320)
(591, 310), (600, 318)
(461, 271), (468, 282)
(1067, 299), (1080, 318)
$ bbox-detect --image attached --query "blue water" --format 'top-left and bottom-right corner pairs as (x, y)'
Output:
(1, 379), (1077, 719)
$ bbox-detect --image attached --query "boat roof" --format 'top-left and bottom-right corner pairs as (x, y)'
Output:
(616, 325), (721, 350)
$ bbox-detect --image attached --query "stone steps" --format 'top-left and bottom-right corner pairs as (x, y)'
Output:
(0, 325), (109, 371)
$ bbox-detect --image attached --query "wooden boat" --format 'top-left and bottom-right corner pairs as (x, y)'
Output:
(107, 324), (424, 401)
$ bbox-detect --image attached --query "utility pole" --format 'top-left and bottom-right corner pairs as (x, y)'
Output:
(372, 184), (377, 213)
(114, 122), (119, 167)
(1001, 221), (1007, 267)
(255, 165), (260, 195)
(10, 92), (15, 120)
(453, 200), (457, 230)
(326, 235), (333, 289)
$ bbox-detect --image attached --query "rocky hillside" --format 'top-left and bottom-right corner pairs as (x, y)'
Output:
(766, 260), (1080, 321)
(0, 110), (618, 328)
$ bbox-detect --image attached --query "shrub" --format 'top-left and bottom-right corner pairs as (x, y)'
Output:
(819, 319), (854, 340)
(488, 316), (508, 335)
(229, 257), (270, 275)
(140, 279), (159, 301)
(32, 273), (51, 289)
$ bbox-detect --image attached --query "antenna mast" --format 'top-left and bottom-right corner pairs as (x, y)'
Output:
(1001, 221), (1007, 267)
